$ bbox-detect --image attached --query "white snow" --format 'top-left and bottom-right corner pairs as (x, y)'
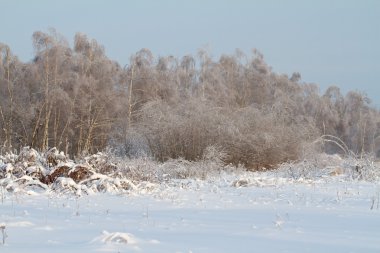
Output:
(1, 168), (379, 253)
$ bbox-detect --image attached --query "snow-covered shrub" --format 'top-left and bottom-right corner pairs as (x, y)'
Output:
(138, 100), (317, 170)
(15, 175), (48, 191)
(0, 146), (378, 196)
(68, 165), (95, 183)
(0, 152), (17, 165)
(342, 155), (380, 181)
(48, 164), (71, 183)
(51, 177), (83, 195)
(80, 174), (136, 193)
(122, 130), (151, 158)
(16, 147), (40, 165)
(119, 157), (159, 182)
(44, 147), (68, 167)
(275, 152), (380, 182)
(0, 147), (44, 179)
(0, 164), (14, 179)
(81, 151), (118, 175)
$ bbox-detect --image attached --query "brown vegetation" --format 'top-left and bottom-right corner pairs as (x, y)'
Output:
(1, 30), (380, 169)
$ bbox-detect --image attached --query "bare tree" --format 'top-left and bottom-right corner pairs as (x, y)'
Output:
(0, 44), (21, 151)
(1, 29), (380, 166)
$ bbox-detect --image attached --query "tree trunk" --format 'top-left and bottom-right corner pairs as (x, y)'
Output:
(42, 53), (50, 151)
(31, 104), (44, 148)
(127, 64), (134, 130)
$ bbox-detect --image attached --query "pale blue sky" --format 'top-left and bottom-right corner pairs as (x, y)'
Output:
(1, 0), (379, 105)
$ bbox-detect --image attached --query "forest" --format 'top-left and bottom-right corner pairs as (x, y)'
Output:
(1, 30), (379, 170)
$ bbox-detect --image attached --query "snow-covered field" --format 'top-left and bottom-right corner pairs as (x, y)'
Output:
(1, 170), (380, 253)
(1, 148), (380, 252)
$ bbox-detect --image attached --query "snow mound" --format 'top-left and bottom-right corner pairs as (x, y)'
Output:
(93, 231), (138, 244)
(7, 221), (34, 227)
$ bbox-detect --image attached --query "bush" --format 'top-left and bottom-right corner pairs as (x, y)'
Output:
(137, 99), (317, 170)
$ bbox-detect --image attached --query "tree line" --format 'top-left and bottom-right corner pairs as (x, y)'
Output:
(1, 30), (379, 169)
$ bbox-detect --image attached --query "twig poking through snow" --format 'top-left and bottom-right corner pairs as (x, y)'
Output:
(0, 224), (7, 245)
